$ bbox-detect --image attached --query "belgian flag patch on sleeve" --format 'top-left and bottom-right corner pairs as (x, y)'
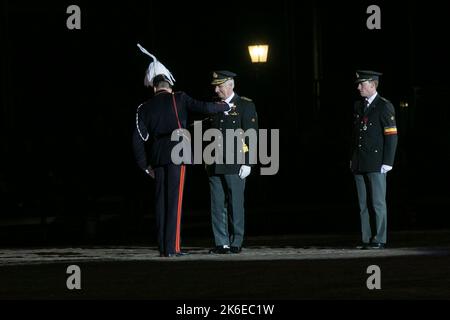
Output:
(384, 126), (397, 135)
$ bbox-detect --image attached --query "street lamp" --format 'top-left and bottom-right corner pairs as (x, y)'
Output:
(248, 44), (269, 63)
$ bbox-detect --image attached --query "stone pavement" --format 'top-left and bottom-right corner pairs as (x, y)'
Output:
(1, 230), (450, 300)
(0, 245), (448, 266)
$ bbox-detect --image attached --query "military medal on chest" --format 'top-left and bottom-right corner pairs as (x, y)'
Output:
(362, 116), (368, 131)
(228, 103), (238, 116)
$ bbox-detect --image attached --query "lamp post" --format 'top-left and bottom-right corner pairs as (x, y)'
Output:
(248, 44), (269, 85)
(247, 44), (269, 201)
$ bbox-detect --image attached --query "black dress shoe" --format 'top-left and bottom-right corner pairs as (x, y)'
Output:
(357, 243), (370, 250)
(368, 242), (386, 249)
(209, 246), (230, 254)
(230, 246), (242, 254)
(162, 251), (189, 257)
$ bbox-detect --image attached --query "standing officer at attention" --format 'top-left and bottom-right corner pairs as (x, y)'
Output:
(133, 44), (229, 257)
(207, 71), (258, 254)
(351, 70), (398, 249)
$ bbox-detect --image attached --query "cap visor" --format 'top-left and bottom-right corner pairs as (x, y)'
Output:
(211, 79), (228, 85)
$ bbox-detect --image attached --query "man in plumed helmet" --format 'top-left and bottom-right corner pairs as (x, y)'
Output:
(132, 44), (229, 257)
(350, 70), (398, 249)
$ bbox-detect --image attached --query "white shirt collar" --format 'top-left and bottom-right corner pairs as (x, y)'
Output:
(366, 92), (378, 105)
(224, 92), (235, 105)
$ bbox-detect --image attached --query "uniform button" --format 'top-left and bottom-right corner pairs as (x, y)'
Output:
(220, 120), (224, 123)
(358, 145), (362, 148)
(360, 121), (363, 124)
(233, 121), (236, 124)
(219, 128), (222, 130)
(374, 150), (378, 153)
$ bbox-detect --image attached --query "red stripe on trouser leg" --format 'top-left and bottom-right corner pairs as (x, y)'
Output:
(175, 165), (186, 252)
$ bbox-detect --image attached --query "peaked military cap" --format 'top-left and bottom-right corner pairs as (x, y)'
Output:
(355, 70), (383, 83)
(211, 70), (237, 85)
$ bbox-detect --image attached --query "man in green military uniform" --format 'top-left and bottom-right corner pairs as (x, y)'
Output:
(207, 71), (258, 254)
(351, 70), (398, 249)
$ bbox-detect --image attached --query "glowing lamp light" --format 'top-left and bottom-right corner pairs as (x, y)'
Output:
(248, 44), (269, 63)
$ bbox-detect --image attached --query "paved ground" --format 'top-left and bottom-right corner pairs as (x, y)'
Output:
(0, 245), (447, 265)
(1, 230), (450, 302)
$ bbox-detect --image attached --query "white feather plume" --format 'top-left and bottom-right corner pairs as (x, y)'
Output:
(137, 43), (176, 87)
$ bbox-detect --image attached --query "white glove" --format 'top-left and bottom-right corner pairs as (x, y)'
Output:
(239, 165), (251, 179)
(381, 164), (392, 174)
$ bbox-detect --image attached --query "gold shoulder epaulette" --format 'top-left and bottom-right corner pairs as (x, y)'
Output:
(241, 96), (253, 102)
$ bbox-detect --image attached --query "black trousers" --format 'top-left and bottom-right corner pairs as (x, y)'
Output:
(154, 164), (186, 255)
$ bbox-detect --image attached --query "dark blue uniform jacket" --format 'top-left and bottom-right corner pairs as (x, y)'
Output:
(133, 90), (228, 170)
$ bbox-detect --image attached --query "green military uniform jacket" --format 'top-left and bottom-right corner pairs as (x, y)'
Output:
(351, 94), (398, 173)
(206, 93), (258, 175)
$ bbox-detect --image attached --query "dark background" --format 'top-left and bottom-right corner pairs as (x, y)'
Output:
(1, 0), (449, 246)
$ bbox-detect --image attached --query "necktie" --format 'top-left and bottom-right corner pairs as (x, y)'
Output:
(364, 99), (369, 111)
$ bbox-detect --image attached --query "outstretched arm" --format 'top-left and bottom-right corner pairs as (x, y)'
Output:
(180, 92), (229, 114)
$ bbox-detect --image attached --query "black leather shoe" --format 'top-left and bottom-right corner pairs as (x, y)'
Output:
(209, 246), (230, 254)
(357, 243), (370, 250)
(163, 251), (189, 257)
(230, 246), (242, 254)
(368, 242), (386, 249)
